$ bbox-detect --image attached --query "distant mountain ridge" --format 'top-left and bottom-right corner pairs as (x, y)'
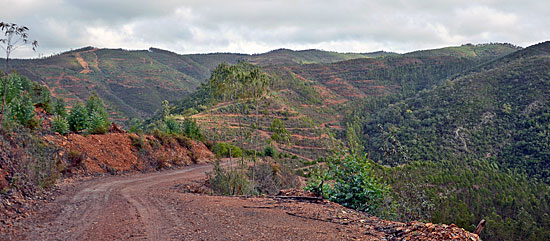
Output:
(5, 43), (519, 120)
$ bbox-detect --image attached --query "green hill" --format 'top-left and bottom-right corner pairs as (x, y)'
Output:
(7, 43), (517, 122)
(3, 42), (540, 240)
(349, 41), (550, 240)
(361, 41), (550, 181)
(168, 43), (518, 161)
(405, 43), (521, 58)
(7, 47), (396, 120)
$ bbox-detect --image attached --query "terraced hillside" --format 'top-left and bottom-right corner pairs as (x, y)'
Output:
(184, 88), (339, 161)
(5, 43), (520, 160)
(170, 44), (520, 160)
(8, 47), (390, 120)
(9, 47), (235, 120)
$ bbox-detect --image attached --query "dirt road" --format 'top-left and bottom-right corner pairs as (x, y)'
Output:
(5, 163), (481, 241)
(5, 164), (372, 240)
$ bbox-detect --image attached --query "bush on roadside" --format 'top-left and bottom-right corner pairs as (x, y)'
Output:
(128, 118), (143, 133)
(0, 73), (32, 107)
(53, 98), (68, 118)
(129, 134), (147, 150)
(31, 82), (53, 113)
(0, 127), (63, 191)
(306, 152), (391, 215)
(207, 161), (253, 195)
(251, 162), (301, 195)
(182, 118), (204, 141)
(7, 93), (35, 127)
(164, 115), (182, 134)
(51, 115), (69, 135)
(85, 94), (110, 134)
(212, 142), (242, 158)
(67, 102), (88, 132)
(88, 110), (109, 134)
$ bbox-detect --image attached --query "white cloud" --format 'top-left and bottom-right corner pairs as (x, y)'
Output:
(0, 0), (549, 58)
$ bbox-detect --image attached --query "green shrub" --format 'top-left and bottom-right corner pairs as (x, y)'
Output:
(31, 82), (52, 113)
(0, 73), (32, 106)
(86, 93), (106, 115)
(128, 118), (143, 133)
(270, 119), (291, 144)
(67, 102), (88, 132)
(85, 93), (110, 134)
(212, 142), (242, 158)
(87, 110), (109, 134)
(207, 161), (252, 195)
(182, 118), (204, 141)
(163, 115), (182, 134)
(306, 152), (391, 215)
(51, 115), (69, 135)
(7, 93), (35, 127)
(263, 145), (277, 157)
(53, 99), (68, 118)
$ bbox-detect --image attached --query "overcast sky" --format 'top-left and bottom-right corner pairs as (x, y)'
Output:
(1, 0), (549, 58)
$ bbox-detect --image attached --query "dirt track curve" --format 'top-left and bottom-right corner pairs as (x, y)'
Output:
(6, 163), (388, 241)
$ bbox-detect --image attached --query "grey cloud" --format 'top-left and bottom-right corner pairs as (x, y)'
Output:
(0, 0), (549, 58)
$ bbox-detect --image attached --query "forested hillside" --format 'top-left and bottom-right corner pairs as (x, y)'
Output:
(6, 47), (390, 120)
(167, 44), (518, 160)
(346, 41), (550, 240)
(6, 44), (517, 122)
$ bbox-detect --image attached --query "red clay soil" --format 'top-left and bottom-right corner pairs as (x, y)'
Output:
(43, 132), (214, 175)
(2, 163), (481, 241)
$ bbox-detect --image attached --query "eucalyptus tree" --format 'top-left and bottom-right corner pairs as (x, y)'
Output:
(0, 22), (38, 122)
(207, 62), (271, 188)
(207, 61), (270, 149)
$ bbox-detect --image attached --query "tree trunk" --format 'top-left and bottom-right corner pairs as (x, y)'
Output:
(474, 219), (486, 235)
(1, 55), (9, 123)
(239, 102), (244, 166)
(252, 99), (259, 191)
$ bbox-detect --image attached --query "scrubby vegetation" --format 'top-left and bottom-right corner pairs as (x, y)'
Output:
(212, 142), (242, 158)
(306, 151), (391, 216)
(62, 93), (111, 134)
(207, 150), (302, 196)
(0, 74), (63, 194)
(51, 115), (69, 135)
(340, 42), (550, 240)
(0, 127), (62, 192)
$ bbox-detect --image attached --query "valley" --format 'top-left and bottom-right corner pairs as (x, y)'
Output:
(2, 42), (549, 241)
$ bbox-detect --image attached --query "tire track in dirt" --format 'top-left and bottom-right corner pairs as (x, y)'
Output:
(20, 164), (214, 241)
(8, 162), (481, 241)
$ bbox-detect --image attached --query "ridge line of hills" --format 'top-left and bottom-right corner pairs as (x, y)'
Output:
(6, 43), (519, 120)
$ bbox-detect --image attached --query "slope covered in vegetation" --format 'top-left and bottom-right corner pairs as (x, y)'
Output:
(7, 44), (518, 122)
(347, 41), (550, 240)
(7, 47), (395, 120)
(166, 44), (518, 160)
